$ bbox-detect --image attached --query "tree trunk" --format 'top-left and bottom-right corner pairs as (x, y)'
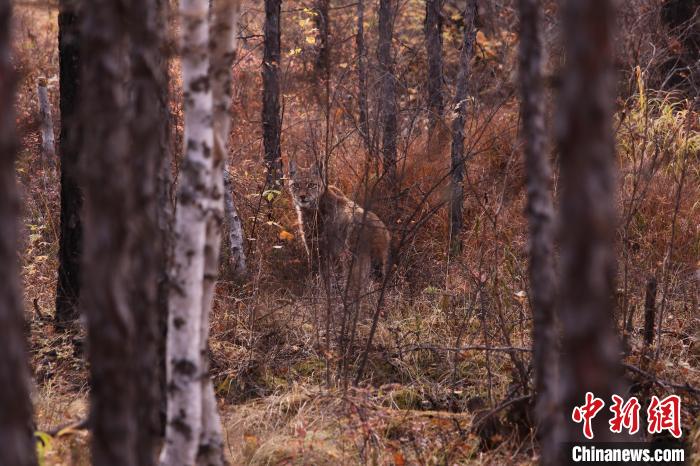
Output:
(356, 0), (372, 156)
(80, 0), (138, 464)
(263, 0), (283, 189)
(425, 0), (444, 131)
(37, 77), (56, 166)
(517, 0), (561, 463)
(313, 0), (330, 77)
(128, 0), (171, 463)
(55, 1), (83, 328)
(377, 0), (397, 186)
(160, 0), (213, 463)
(223, 172), (246, 278)
(0, 3), (38, 465)
(448, 0), (476, 254)
(557, 0), (623, 450)
(643, 276), (657, 349)
(213, 0), (247, 279)
(197, 1), (242, 463)
(154, 0), (174, 437)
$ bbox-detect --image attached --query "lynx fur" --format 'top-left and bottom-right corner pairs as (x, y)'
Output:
(288, 160), (391, 281)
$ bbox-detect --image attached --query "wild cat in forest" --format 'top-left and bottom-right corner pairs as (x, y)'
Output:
(287, 160), (391, 284)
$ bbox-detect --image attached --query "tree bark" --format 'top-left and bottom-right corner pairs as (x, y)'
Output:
(313, 0), (330, 77)
(356, 0), (372, 157)
(55, 0), (83, 328)
(37, 77), (56, 166)
(197, 1), (242, 463)
(80, 0), (138, 464)
(263, 0), (283, 189)
(154, 0), (174, 437)
(425, 0), (444, 131)
(0, 3), (38, 464)
(128, 0), (171, 462)
(213, 0), (247, 279)
(643, 277), (657, 349)
(377, 0), (397, 187)
(448, 0), (476, 253)
(160, 0), (213, 463)
(517, 0), (561, 463)
(557, 0), (623, 450)
(223, 171), (246, 278)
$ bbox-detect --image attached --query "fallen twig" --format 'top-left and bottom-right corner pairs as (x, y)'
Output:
(623, 363), (700, 397)
(402, 344), (532, 354)
(471, 394), (533, 429)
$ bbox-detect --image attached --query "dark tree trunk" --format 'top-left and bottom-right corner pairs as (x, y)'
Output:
(517, 0), (560, 463)
(448, 0), (476, 253)
(643, 277), (657, 348)
(80, 0), (138, 463)
(356, 0), (372, 157)
(557, 0), (623, 450)
(154, 0), (173, 437)
(425, 0), (444, 130)
(55, 0), (83, 327)
(377, 0), (397, 187)
(0, 3), (38, 465)
(313, 0), (330, 77)
(263, 0), (283, 188)
(128, 0), (170, 462)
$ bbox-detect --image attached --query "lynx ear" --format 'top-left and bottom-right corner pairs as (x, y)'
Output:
(288, 160), (297, 178)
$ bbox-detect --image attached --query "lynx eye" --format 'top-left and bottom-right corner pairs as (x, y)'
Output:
(308, 183), (317, 189)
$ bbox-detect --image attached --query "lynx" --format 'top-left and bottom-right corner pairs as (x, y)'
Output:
(288, 160), (391, 282)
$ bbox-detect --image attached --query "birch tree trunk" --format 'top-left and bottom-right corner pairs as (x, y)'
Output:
(223, 172), (246, 277)
(129, 0), (170, 462)
(160, 0), (213, 463)
(448, 0), (476, 254)
(37, 77), (56, 166)
(425, 0), (444, 131)
(557, 0), (623, 451)
(377, 0), (398, 187)
(55, 0), (83, 327)
(0, 3), (38, 464)
(196, 0), (241, 463)
(517, 0), (561, 463)
(214, 0), (246, 279)
(263, 0), (283, 189)
(80, 0), (138, 464)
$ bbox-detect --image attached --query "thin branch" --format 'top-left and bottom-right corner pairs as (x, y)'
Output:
(623, 363), (700, 397)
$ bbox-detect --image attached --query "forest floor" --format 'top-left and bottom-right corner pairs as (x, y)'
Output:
(12, 2), (700, 465)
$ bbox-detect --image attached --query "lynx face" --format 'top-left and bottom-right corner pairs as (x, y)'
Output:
(288, 162), (324, 209)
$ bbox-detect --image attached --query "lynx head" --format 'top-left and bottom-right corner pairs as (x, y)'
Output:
(288, 160), (326, 209)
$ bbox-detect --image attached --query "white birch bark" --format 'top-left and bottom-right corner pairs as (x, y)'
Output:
(196, 1), (240, 464)
(212, 0), (246, 279)
(160, 0), (213, 464)
(224, 171), (246, 277)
